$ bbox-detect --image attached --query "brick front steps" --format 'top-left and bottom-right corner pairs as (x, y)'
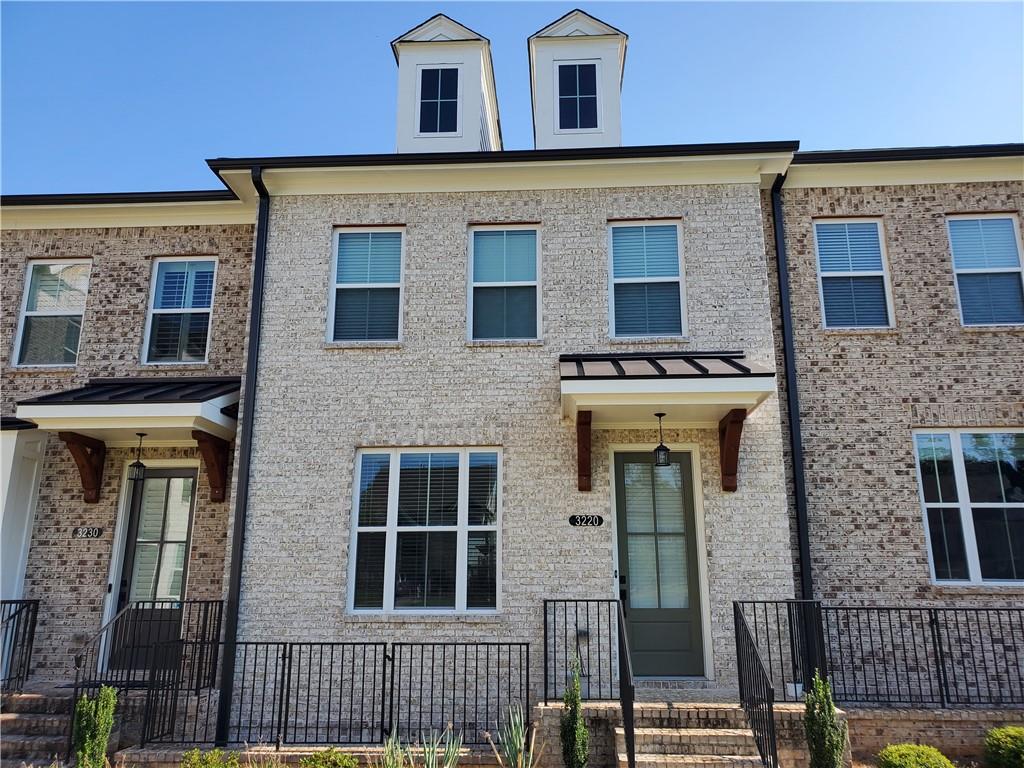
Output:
(0, 691), (74, 767)
(615, 705), (762, 768)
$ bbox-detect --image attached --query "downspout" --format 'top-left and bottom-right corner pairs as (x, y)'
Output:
(770, 173), (814, 602)
(215, 166), (270, 745)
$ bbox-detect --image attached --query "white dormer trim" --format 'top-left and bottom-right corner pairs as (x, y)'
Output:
(391, 14), (486, 58)
(531, 9), (626, 39)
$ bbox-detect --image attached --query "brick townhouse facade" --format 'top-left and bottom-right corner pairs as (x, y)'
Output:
(1, 8), (1021, 767)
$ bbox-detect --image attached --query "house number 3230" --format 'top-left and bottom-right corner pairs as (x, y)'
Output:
(72, 526), (103, 539)
(569, 515), (604, 527)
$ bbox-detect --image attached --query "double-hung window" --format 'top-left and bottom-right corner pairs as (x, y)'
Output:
(557, 62), (598, 131)
(814, 220), (893, 328)
(331, 229), (403, 342)
(145, 258), (216, 363)
(469, 227), (539, 340)
(15, 260), (91, 366)
(350, 448), (500, 612)
(609, 222), (684, 338)
(418, 67), (459, 135)
(947, 215), (1024, 326)
(914, 429), (1024, 584)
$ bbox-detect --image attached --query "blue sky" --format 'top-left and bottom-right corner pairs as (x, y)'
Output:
(2, 1), (1022, 194)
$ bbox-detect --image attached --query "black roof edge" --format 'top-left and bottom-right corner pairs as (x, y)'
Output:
(208, 141), (800, 172)
(560, 350), (746, 361)
(86, 375), (242, 385)
(1, 188), (239, 207)
(530, 8), (628, 39)
(1, 416), (38, 431)
(792, 143), (1024, 165)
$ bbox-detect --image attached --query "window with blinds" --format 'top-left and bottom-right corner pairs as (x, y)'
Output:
(16, 260), (91, 366)
(609, 223), (684, 338)
(351, 448), (500, 612)
(469, 228), (539, 340)
(814, 220), (892, 328)
(145, 259), (216, 363)
(947, 216), (1024, 326)
(331, 230), (403, 342)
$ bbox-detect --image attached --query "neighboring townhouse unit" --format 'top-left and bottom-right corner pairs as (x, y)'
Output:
(1, 9), (1021, 768)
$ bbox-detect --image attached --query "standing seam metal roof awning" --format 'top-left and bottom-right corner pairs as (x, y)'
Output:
(559, 351), (776, 428)
(16, 377), (241, 445)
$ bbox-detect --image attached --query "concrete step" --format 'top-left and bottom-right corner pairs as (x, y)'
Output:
(0, 734), (67, 762)
(615, 727), (759, 757)
(1, 759), (67, 768)
(0, 712), (72, 737)
(620, 754), (763, 768)
(0, 693), (74, 715)
(631, 704), (749, 729)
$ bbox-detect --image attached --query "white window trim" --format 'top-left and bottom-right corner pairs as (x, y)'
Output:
(812, 217), (896, 330)
(13, 258), (92, 368)
(327, 227), (406, 344)
(142, 256), (218, 366)
(414, 64), (463, 139)
(347, 447), (502, 615)
(607, 220), (687, 339)
(466, 224), (542, 343)
(913, 427), (1024, 587)
(553, 59), (603, 135)
(946, 213), (1024, 328)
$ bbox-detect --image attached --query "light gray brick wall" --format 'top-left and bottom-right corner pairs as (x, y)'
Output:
(240, 183), (794, 695)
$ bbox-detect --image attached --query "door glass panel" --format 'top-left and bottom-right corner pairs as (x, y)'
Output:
(129, 543), (160, 601)
(155, 543), (186, 600)
(654, 464), (685, 532)
(164, 477), (193, 539)
(623, 463), (655, 532)
(627, 536), (658, 608)
(138, 479), (168, 539)
(657, 536), (688, 608)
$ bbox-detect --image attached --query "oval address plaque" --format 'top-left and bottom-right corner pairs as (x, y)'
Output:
(569, 514), (604, 527)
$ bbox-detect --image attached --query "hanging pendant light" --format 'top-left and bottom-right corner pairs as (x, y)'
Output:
(653, 413), (670, 467)
(128, 432), (147, 481)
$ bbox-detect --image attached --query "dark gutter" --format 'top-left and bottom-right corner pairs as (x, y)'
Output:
(770, 173), (814, 601)
(214, 166), (270, 746)
(1, 189), (238, 206)
(792, 143), (1024, 164)
(1, 417), (37, 431)
(207, 140), (800, 173)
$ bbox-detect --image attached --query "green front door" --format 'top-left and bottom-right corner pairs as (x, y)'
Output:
(615, 452), (704, 677)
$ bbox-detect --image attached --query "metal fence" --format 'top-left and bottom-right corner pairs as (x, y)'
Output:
(543, 599), (621, 702)
(1, 599), (39, 692)
(736, 601), (1024, 707)
(733, 604), (778, 768)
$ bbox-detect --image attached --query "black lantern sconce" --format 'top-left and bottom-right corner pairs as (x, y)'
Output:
(127, 432), (147, 481)
(654, 413), (670, 467)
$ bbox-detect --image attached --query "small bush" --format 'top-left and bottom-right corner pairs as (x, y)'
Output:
(73, 685), (117, 768)
(877, 744), (955, 768)
(984, 726), (1024, 768)
(560, 654), (588, 768)
(804, 672), (847, 768)
(299, 750), (359, 768)
(181, 748), (241, 768)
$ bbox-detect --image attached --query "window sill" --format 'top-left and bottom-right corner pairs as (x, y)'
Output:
(325, 341), (402, 350)
(608, 335), (690, 345)
(959, 324), (1024, 332)
(931, 581), (1024, 590)
(466, 339), (544, 348)
(818, 327), (898, 335)
(140, 361), (209, 368)
(8, 365), (78, 373)
(344, 611), (502, 622)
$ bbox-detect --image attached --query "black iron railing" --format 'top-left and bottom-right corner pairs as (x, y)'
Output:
(734, 603), (779, 768)
(737, 601), (1024, 707)
(143, 640), (529, 746)
(543, 599), (621, 701)
(615, 602), (636, 768)
(1, 599), (39, 692)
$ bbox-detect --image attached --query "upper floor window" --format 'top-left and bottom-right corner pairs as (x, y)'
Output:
(814, 220), (893, 329)
(914, 430), (1024, 584)
(609, 222), (684, 338)
(418, 67), (459, 135)
(469, 227), (539, 341)
(557, 62), (598, 131)
(350, 448), (500, 613)
(15, 260), (91, 366)
(144, 258), (216, 364)
(330, 229), (403, 342)
(947, 215), (1024, 326)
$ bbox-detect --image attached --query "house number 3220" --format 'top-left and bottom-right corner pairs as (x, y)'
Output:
(72, 526), (103, 539)
(569, 515), (604, 527)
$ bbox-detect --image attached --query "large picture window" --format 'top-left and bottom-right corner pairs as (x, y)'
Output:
(469, 227), (539, 341)
(330, 229), (403, 342)
(350, 448), (500, 612)
(144, 258), (216, 363)
(609, 222), (685, 338)
(15, 260), (91, 366)
(947, 215), (1024, 326)
(914, 429), (1024, 584)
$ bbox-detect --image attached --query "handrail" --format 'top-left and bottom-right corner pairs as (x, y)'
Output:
(1, 600), (40, 692)
(734, 603), (779, 768)
(615, 601), (636, 768)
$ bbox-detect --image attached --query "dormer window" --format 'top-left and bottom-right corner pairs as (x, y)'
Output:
(557, 62), (598, 131)
(418, 67), (459, 135)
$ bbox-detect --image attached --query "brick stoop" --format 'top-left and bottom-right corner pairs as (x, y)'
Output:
(0, 691), (74, 767)
(614, 704), (763, 768)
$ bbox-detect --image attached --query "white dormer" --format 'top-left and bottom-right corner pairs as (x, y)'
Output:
(392, 14), (502, 153)
(529, 10), (627, 150)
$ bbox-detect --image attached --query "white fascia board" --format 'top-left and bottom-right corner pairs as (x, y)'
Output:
(785, 156), (1024, 188)
(17, 401), (206, 421)
(1, 201), (256, 230)
(560, 376), (777, 397)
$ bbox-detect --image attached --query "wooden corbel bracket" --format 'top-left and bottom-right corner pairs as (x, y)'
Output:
(718, 409), (747, 492)
(576, 410), (593, 492)
(192, 430), (231, 503)
(58, 432), (106, 504)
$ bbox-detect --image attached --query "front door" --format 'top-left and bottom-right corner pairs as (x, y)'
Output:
(615, 452), (704, 677)
(108, 468), (197, 675)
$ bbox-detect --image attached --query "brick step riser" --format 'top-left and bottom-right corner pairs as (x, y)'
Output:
(633, 718), (747, 729)
(619, 759), (762, 768)
(0, 715), (72, 736)
(616, 737), (758, 757)
(0, 695), (74, 714)
(0, 736), (68, 762)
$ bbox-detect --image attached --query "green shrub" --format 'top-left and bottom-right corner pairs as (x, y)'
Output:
(803, 672), (847, 768)
(73, 685), (117, 768)
(299, 749), (360, 768)
(877, 744), (955, 768)
(984, 726), (1024, 768)
(560, 654), (589, 768)
(180, 748), (241, 768)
